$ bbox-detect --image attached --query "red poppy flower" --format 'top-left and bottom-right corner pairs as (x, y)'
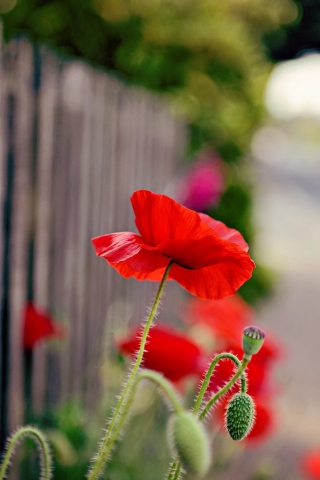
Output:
(117, 324), (206, 382)
(302, 450), (320, 479)
(180, 295), (254, 346)
(215, 396), (275, 444)
(92, 190), (255, 300)
(180, 296), (282, 365)
(22, 303), (66, 349)
(245, 399), (274, 443)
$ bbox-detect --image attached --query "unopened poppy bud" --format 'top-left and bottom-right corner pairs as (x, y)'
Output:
(225, 392), (255, 441)
(167, 411), (211, 477)
(242, 326), (265, 357)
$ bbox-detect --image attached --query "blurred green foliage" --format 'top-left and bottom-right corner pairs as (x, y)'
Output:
(19, 392), (174, 479)
(1, 0), (297, 159)
(0, 0), (292, 303)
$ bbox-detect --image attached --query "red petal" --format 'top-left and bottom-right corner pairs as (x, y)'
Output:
(23, 303), (66, 349)
(198, 213), (249, 251)
(246, 400), (274, 443)
(118, 324), (204, 382)
(168, 250), (255, 299)
(131, 190), (215, 246)
(92, 233), (169, 273)
(302, 451), (320, 479)
(180, 295), (252, 343)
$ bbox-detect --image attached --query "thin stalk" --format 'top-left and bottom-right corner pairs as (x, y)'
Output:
(166, 353), (247, 480)
(87, 261), (172, 480)
(0, 426), (52, 480)
(94, 368), (184, 471)
(199, 357), (250, 421)
(166, 461), (182, 480)
(193, 352), (246, 415)
(138, 369), (183, 414)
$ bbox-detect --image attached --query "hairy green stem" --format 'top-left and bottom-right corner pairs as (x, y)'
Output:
(0, 426), (52, 480)
(193, 352), (247, 415)
(91, 368), (184, 473)
(166, 461), (182, 480)
(199, 357), (250, 421)
(138, 369), (183, 414)
(165, 353), (248, 480)
(87, 261), (172, 480)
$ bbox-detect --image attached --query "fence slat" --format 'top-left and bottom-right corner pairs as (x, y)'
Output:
(0, 38), (187, 432)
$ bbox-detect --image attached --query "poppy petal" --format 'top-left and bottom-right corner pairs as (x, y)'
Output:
(23, 303), (66, 349)
(198, 213), (249, 251)
(118, 324), (205, 382)
(302, 451), (320, 479)
(169, 250), (254, 299)
(92, 233), (169, 273)
(156, 235), (253, 270)
(131, 190), (214, 246)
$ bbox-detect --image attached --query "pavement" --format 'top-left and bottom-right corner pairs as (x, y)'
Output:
(246, 128), (320, 478)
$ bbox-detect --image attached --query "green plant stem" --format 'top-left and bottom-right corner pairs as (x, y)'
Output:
(165, 353), (248, 480)
(94, 368), (184, 471)
(138, 369), (183, 414)
(166, 461), (181, 480)
(87, 261), (173, 480)
(199, 356), (250, 421)
(0, 426), (52, 480)
(193, 352), (247, 415)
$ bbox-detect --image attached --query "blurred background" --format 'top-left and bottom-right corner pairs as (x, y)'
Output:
(0, 0), (320, 479)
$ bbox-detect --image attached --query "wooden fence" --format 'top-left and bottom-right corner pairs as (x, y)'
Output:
(0, 34), (187, 445)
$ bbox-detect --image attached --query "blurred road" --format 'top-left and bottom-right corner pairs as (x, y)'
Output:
(249, 150), (320, 478)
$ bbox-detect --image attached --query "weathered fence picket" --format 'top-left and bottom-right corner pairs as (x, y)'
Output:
(0, 36), (187, 445)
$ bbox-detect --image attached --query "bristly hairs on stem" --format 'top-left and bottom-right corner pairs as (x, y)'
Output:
(193, 352), (247, 417)
(165, 460), (183, 480)
(137, 369), (184, 414)
(87, 261), (173, 480)
(199, 356), (250, 421)
(165, 354), (249, 480)
(0, 426), (52, 480)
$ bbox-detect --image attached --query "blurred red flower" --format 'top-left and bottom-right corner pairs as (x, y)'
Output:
(302, 450), (320, 479)
(22, 303), (66, 349)
(92, 190), (255, 300)
(180, 295), (282, 365)
(176, 152), (224, 212)
(117, 324), (206, 382)
(246, 399), (274, 443)
(180, 294), (254, 346)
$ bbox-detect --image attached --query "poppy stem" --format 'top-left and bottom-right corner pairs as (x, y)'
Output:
(138, 369), (183, 414)
(165, 354), (248, 480)
(193, 352), (247, 415)
(199, 356), (250, 421)
(0, 426), (52, 480)
(87, 368), (183, 480)
(166, 461), (182, 480)
(87, 261), (173, 480)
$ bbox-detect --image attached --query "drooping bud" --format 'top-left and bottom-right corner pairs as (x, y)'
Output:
(167, 411), (211, 477)
(225, 392), (255, 441)
(242, 326), (265, 357)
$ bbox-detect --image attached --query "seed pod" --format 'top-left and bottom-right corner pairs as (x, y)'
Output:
(167, 411), (211, 477)
(242, 326), (265, 357)
(225, 393), (255, 441)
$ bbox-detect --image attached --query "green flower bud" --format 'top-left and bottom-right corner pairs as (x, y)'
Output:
(225, 392), (255, 441)
(167, 411), (211, 477)
(242, 326), (265, 357)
